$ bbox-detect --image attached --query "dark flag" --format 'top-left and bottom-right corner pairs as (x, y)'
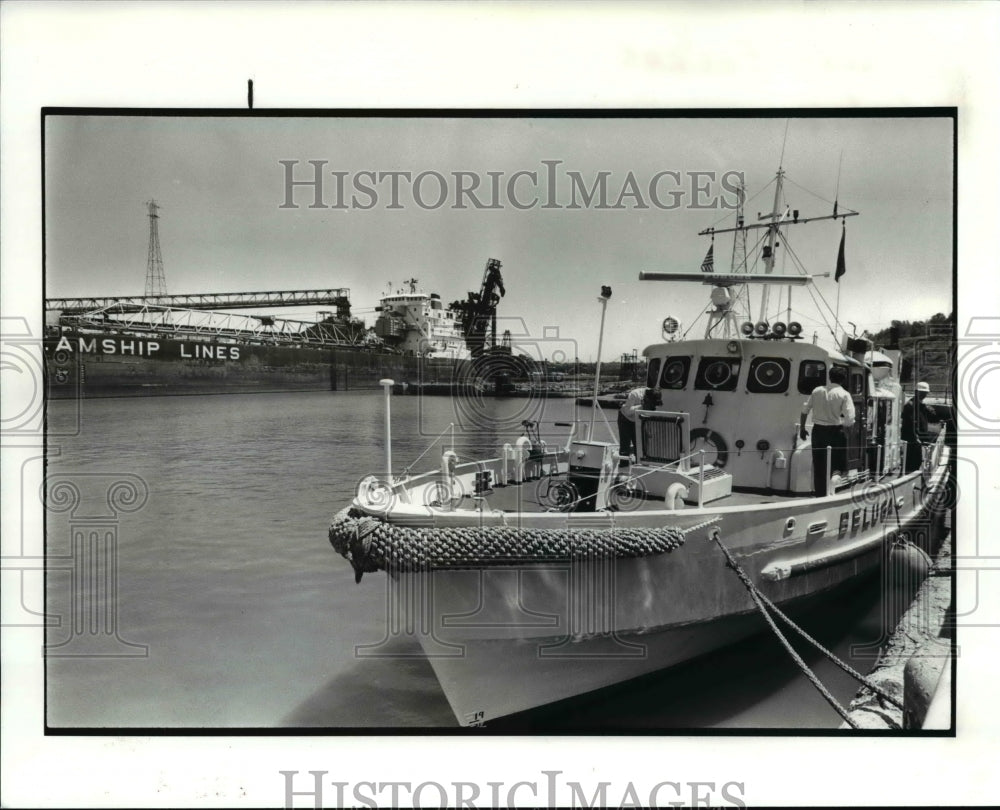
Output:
(700, 242), (714, 273)
(835, 224), (846, 282)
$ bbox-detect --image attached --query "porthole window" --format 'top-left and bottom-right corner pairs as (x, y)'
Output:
(747, 357), (791, 394)
(695, 356), (741, 391)
(797, 360), (826, 394)
(659, 356), (691, 389)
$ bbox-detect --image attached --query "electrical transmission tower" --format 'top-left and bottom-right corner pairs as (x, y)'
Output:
(144, 200), (168, 297)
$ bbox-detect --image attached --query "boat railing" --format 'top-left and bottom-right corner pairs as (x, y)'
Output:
(590, 399), (620, 444)
(399, 422), (458, 479)
(380, 423), (946, 514)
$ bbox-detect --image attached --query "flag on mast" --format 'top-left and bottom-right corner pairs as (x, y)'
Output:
(835, 223), (846, 282)
(700, 242), (714, 273)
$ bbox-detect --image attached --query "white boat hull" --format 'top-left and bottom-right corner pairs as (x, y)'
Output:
(423, 608), (769, 725)
(372, 453), (951, 725)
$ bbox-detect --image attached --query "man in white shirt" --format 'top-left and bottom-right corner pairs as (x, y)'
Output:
(799, 366), (855, 496)
(618, 386), (660, 464)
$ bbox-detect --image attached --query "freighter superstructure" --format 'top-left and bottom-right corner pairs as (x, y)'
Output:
(374, 280), (469, 360)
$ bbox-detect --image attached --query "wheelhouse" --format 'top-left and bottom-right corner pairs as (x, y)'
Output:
(641, 337), (875, 494)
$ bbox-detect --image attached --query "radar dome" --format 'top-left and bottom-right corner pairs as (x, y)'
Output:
(865, 350), (895, 381)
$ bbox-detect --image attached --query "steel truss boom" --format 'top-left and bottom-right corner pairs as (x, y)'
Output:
(46, 289), (353, 314)
(61, 303), (368, 348)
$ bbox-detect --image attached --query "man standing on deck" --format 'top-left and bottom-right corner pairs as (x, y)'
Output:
(618, 386), (660, 465)
(901, 381), (938, 473)
(800, 366), (855, 496)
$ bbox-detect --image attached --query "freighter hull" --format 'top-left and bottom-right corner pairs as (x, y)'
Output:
(44, 332), (460, 398)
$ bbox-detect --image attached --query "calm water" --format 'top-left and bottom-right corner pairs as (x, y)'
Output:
(46, 390), (900, 730)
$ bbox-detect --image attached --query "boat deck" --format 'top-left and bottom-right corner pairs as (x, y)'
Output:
(451, 470), (811, 514)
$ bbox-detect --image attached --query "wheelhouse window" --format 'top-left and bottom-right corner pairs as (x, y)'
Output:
(746, 357), (791, 394)
(646, 357), (662, 389)
(797, 360), (826, 394)
(659, 355), (692, 389)
(694, 356), (741, 391)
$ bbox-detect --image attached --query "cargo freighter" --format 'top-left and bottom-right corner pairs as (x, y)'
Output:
(44, 282), (484, 399)
(44, 201), (539, 398)
(45, 254), (510, 399)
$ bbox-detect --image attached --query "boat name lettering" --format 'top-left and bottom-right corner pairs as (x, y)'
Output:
(836, 498), (891, 539)
(53, 336), (240, 360)
(179, 344), (240, 360)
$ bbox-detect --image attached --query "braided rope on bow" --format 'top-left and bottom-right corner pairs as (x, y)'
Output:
(329, 507), (716, 582)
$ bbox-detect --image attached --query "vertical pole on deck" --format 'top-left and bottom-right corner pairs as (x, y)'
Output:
(589, 287), (613, 441)
(826, 445), (832, 495)
(698, 449), (706, 508)
(380, 378), (394, 481)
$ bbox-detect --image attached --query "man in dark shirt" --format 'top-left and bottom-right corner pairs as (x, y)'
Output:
(901, 381), (938, 473)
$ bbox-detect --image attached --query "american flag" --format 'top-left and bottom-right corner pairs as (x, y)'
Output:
(700, 243), (714, 273)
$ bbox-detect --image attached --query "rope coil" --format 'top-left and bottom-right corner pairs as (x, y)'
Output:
(329, 507), (699, 582)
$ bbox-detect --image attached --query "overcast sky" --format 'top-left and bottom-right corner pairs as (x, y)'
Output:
(45, 114), (953, 359)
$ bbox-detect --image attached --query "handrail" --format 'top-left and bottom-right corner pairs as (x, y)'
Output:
(402, 422), (456, 477)
(597, 403), (619, 445)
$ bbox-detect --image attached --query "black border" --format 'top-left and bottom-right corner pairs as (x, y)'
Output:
(41, 106), (958, 738)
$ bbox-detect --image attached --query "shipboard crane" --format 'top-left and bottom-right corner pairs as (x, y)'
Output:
(449, 257), (506, 358)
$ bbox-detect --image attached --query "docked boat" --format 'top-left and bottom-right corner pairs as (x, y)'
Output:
(327, 166), (952, 726)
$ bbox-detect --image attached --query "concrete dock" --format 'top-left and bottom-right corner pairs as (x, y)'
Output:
(841, 533), (953, 730)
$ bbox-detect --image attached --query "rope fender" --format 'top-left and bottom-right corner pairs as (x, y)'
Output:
(328, 507), (708, 582)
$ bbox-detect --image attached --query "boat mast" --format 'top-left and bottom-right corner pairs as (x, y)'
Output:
(757, 168), (785, 323)
(729, 181), (750, 327)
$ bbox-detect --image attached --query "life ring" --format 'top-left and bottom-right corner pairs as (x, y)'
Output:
(689, 428), (728, 468)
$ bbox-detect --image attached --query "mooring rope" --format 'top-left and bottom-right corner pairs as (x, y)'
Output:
(710, 527), (859, 728)
(749, 584), (905, 713)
